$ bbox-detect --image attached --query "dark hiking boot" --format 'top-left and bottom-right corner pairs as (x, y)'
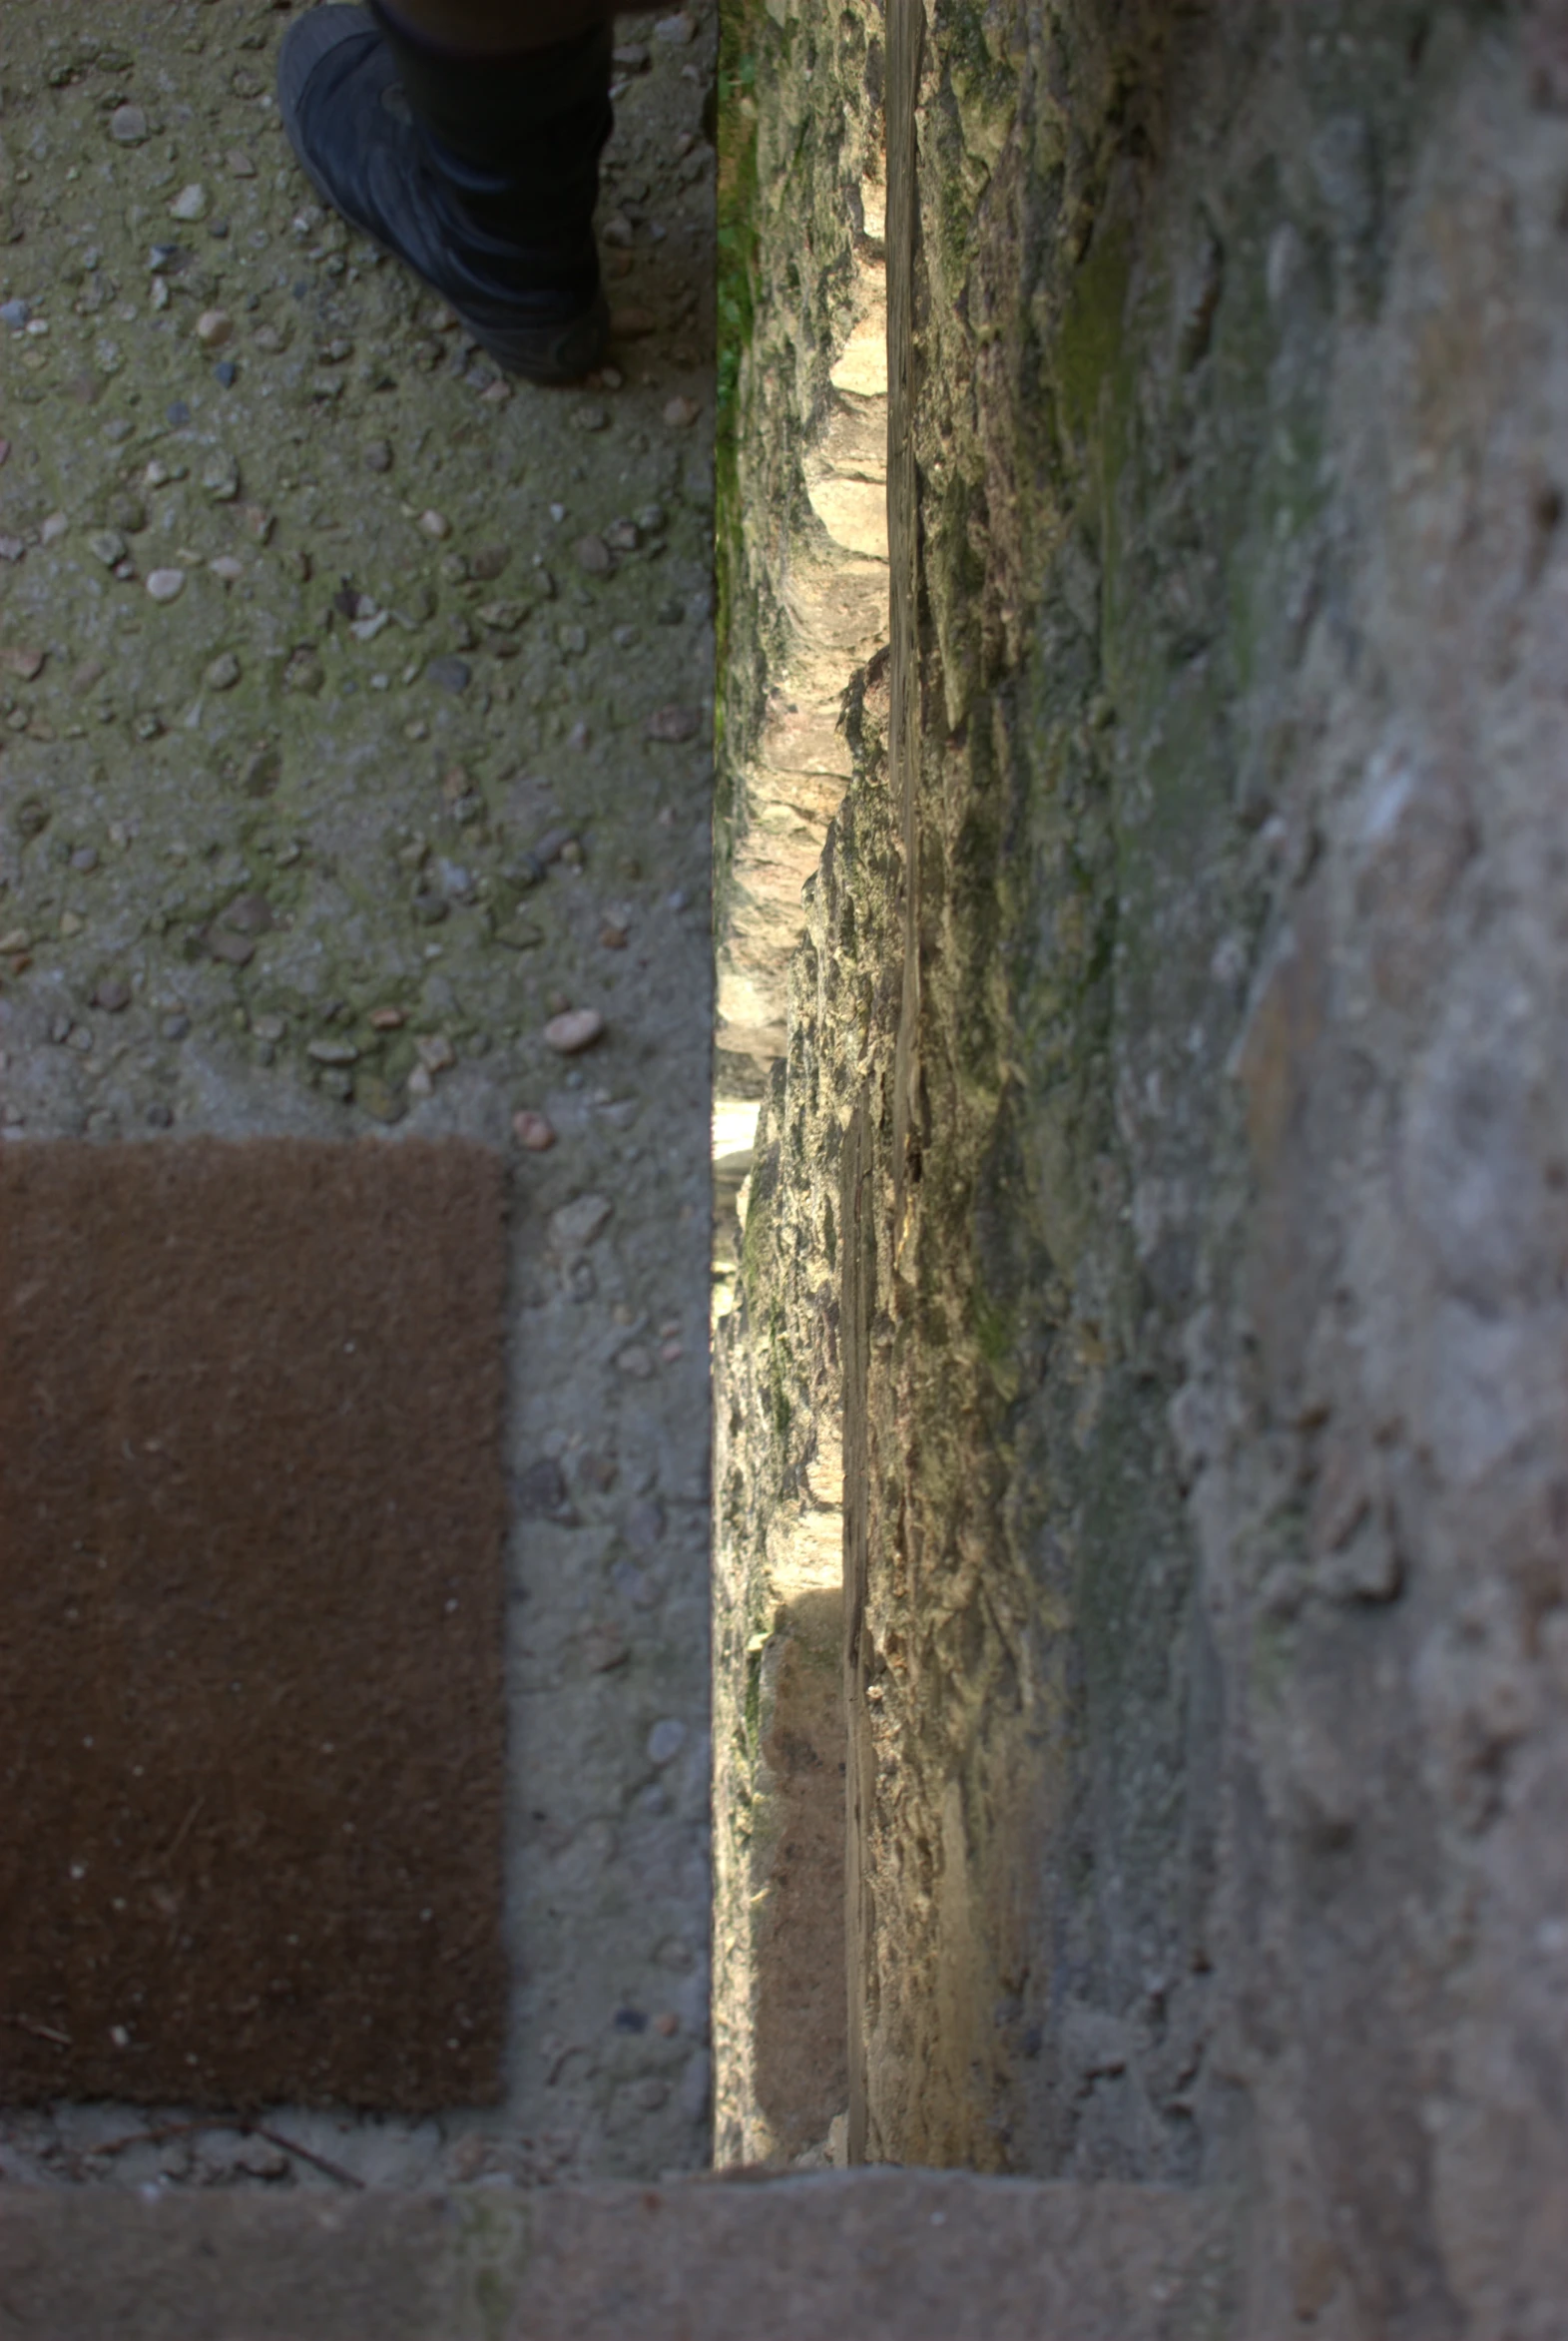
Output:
(277, 4), (610, 385)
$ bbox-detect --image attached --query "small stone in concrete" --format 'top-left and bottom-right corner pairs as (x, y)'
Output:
(355, 1076), (404, 1124)
(426, 655), (470, 693)
(469, 544), (510, 580)
(646, 703), (700, 742)
(418, 508), (451, 539)
(206, 929), (256, 967)
(571, 404), (610, 432)
(282, 648), (324, 695)
(513, 1110), (556, 1151)
(221, 894), (273, 937)
(648, 1718), (688, 1765)
(575, 533), (613, 575)
(110, 103), (148, 145)
(88, 529), (127, 568)
(656, 10), (696, 38)
(583, 1623), (629, 1672)
(146, 568), (186, 604)
(205, 652), (242, 692)
(363, 438), (393, 473)
(550, 1193), (614, 1251)
(209, 555), (245, 584)
(663, 395), (701, 428)
(0, 646), (45, 681)
(544, 1007), (605, 1054)
(228, 148), (258, 178)
(92, 977), (132, 1013)
(161, 1013), (191, 1041)
(307, 1037), (359, 1066)
(70, 846), (99, 875)
(616, 1344), (655, 1379)
(169, 184), (210, 223)
(196, 309), (234, 348)
(369, 1006), (406, 1031)
(415, 1032), (456, 1073)
(610, 306), (657, 339)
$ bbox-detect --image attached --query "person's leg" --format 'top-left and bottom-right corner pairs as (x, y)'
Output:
(376, 0), (611, 53)
(276, 0), (615, 384)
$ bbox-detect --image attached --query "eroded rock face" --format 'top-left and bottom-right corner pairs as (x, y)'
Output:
(720, 0), (1568, 2325)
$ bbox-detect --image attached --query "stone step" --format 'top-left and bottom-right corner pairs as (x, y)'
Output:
(0, 2171), (1237, 2340)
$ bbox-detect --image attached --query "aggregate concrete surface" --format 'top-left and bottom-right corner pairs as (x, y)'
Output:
(0, 0), (717, 2188)
(0, 2169), (1241, 2341)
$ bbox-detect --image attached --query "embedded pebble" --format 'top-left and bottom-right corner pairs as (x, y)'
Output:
(513, 1110), (557, 1151)
(663, 395), (701, 428)
(544, 1007), (606, 1054)
(646, 703), (701, 742)
(415, 1032), (456, 1072)
(0, 299), (30, 329)
(169, 183), (211, 222)
(208, 554), (245, 584)
(228, 148), (258, 178)
(195, 308), (234, 348)
(307, 1038), (360, 1066)
(0, 646), (45, 681)
(571, 404), (610, 432)
(550, 1194), (614, 1251)
(363, 438), (393, 473)
(426, 655), (471, 693)
(575, 533), (613, 575)
(146, 568), (187, 604)
(88, 529), (127, 568)
(204, 652), (242, 692)
(655, 11), (696, 39)
(204, 454), (241, 507)
(40, 510), (69, 545)
(111, 104), (149, 145)
(369, 1005), (406, 1031)
(418, 508), (451, 539)
(206, 929), (256, 966)
(92, 977), (132, 1013)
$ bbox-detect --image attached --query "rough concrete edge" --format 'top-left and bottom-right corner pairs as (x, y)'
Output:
(0, 2172), (1241, 2341)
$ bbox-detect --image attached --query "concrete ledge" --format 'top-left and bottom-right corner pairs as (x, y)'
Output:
(0, 2171), (1237, 2341)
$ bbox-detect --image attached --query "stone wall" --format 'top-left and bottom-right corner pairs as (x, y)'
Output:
(718, 0), (1568, 2326)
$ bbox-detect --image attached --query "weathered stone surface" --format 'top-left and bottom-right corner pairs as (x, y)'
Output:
(713, 0), (888, 1080)
(718, 0), (1568, 2329)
